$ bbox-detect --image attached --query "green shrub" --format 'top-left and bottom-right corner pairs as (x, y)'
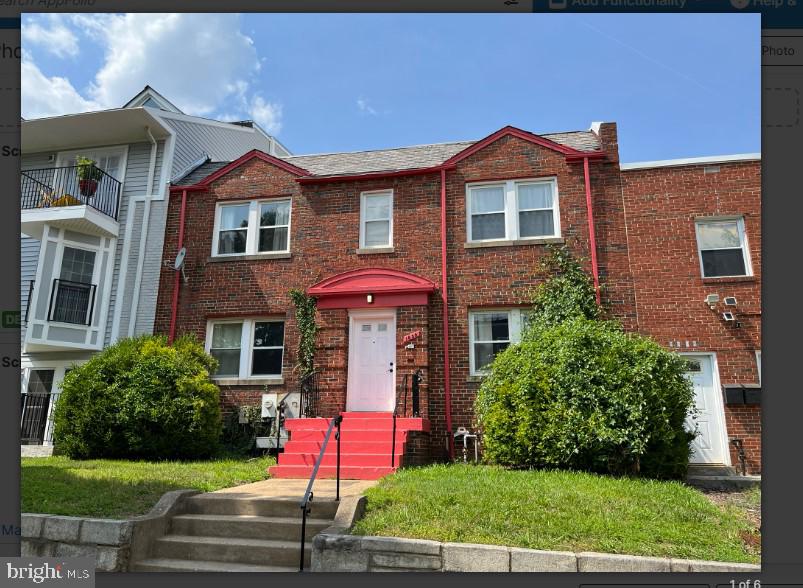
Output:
(53, 335), (222, 459)
(474, 245), (696, 479)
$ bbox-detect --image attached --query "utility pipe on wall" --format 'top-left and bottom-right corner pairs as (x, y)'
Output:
(583, 156), (602, 305)
(440, 168), (455, 460)
(168, 188), (188, 344)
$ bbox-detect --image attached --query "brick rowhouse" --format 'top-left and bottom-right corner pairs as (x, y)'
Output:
(154, 124), (761, 475)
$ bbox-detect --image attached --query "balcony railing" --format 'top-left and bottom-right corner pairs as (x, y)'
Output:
(47, 279), (97, 326)
(21, 165), (122, 221)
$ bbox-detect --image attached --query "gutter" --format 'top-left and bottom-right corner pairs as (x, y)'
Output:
(440, 168), (455, 460)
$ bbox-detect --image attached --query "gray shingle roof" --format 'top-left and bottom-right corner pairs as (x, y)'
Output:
(172, 130), (602, 185)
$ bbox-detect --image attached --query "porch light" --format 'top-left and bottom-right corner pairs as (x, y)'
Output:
(366, 293), (373, 304)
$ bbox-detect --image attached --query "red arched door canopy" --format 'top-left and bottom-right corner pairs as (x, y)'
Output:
(307, 268), (437, 309)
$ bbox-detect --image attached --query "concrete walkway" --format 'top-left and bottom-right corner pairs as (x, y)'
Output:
(213, 478), (378, 501)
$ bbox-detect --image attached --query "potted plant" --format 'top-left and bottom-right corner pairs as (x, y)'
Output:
(76, 156), (103, 197)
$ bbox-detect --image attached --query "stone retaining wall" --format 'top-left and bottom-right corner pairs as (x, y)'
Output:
(311, 532), (761, 573)
(21, 489), (199, 572)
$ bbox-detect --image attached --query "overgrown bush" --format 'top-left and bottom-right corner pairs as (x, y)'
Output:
(53, 335), (222, 460)
(474, 246), (696, 479)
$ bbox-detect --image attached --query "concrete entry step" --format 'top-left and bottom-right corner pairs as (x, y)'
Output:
(131, 557), (297, 573)
(154, 534), (311, 567)
(686, 474), (761, 491)
(688, 464), (738, 476)
(184, 494), (338, 519)
(170, 513), (330, 541)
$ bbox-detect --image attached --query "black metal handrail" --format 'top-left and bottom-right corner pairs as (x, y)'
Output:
(21, 165), (122, 221)
(24, 280), (35, 324)
(47, 279), (97, 326)
(299, 414), (342, 572)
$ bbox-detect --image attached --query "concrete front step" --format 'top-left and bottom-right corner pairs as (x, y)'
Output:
(268, 464), (397, 480)
(154, 534), (310, 567)
(688, 464), (738, 476)
(132, 558), (297, 573)
(279, 452), (402, 467)
(184, 494), (339, 519)
(687, 475), (761, 491)
(170, 513), (330, 541)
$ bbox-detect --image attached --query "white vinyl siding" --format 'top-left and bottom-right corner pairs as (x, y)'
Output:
(212, 199), (292, 257)
(467, 178), (560, 243)
(360, 190), (393, 248)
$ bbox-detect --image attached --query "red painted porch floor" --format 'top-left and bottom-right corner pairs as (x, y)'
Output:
(267, 412), (429, 480)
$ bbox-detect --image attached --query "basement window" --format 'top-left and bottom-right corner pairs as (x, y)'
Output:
(467, 178), (560, 243)
(695, 218), (752, 278)
(213, 198), (292, 256)
(468, 309), (530, 376)
(207, 318), (285, 379)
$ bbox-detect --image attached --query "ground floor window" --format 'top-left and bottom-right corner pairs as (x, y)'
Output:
(468, 308), (530, 376)
(207, 318), (285, 379)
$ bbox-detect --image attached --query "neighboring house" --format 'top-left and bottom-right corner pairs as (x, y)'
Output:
(152, 123), (761, 478)
(20, 87), (290, 451)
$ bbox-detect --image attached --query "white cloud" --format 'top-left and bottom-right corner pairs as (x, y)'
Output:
(23, 15), (79, 59)
(21, 58), (100, 119)
(249, 95), (282, 134)
(21, 13), (284, 134)
(357, 97), (378, 116)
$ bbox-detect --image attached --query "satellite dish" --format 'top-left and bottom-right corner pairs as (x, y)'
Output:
(173, 247), (186, 270)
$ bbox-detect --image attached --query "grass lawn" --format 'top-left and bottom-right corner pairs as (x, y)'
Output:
(22, 455), (274, 519)
(351, 464), (760, 564)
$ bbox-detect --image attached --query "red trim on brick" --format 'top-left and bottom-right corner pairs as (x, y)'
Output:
(443, 126), (605, 165)
(296, 164), (456, 185)
(308, 268), (436, 309)
(441, 168), (455, 459)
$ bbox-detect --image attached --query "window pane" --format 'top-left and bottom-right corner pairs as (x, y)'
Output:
(218, 229), (247, 254)
(518, 183), (552, 210)
(474, 342), (510, 372)
(27, 370), (55, 394)
(60, 247), (96, 284)
(254, 322), (284, 348)
(259, 227), (289, 252)
(701, 249), (746, 277)
(212, 323), (242, 349)
(211, 349), (240, 377)
(697, 222), (741, 249)
(364, 194), (391, 221)
(519, 210), (555, 238)
(220, 204), (250, 230)
(474, 313), (510, 342)
(470, 186), (505, 214)
(471, 213), (505, 240)
(260, 201), (290, 227)
(252, 349), (283, 376)
(364, 220), (390, 247)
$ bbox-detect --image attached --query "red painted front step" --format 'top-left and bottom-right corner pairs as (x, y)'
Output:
(268, 411), (427, 480)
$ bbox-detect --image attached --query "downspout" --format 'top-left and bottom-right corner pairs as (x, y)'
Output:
(583, 157), (602, 305)
(127, 126), (158, 336)
(440, 168), (455, 459)
(168, 188), (188, 344)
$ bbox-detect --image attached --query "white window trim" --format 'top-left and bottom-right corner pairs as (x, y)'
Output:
(466, 178), (560, 243)
(694, 216), (752, 278)
(212, 198), (292, 257)
(206, 318), (285, 380)
(359, 189), (394, 249)
(468, 308), (529, 376)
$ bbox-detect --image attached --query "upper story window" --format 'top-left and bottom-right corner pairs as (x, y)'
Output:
(213, 198), (292, 257)
(360, 190), (393, 249)
(207, 318), (285, 379)
(468, 308), (531, 376)
(695, 218), (751, 278)
(467, 178), (560, 243)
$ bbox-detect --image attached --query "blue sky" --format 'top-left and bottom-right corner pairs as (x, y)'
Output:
(22, 13), (760, 162)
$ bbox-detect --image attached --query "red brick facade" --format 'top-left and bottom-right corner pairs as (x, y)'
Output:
(154, 124), (761, 473)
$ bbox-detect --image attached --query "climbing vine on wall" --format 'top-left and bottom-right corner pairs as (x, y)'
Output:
(289, 289), (318, 376)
